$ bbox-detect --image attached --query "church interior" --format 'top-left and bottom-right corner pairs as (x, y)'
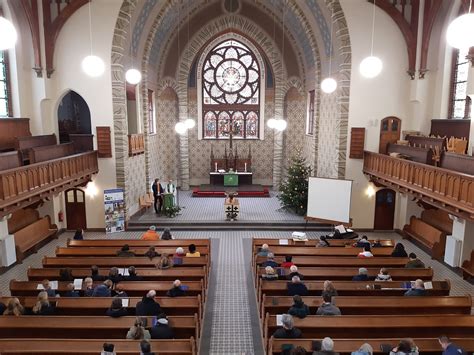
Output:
(0, 0), (473, 354)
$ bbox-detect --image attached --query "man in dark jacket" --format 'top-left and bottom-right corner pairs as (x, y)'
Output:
(167, 279), (186, 297)
(404, 279), (427, 296)
(351, 267), (370, 281)
(140, 340), (156, 355)
(405, 253), (426, 268)
(261, 253), (279, 268)
(272, 314), (302, 338)
(287, 295), (310, 318)
(136, 290), (161, 316)
(125, 266), (143, 281)
(152, 178), (164, 214)
(439, 335), (467, 355)
(287, 276), (308, 296)
(90, 265), (106, 281)
(316, 292), (341, 315)
(150, 317), (174, 339)
(116, 244), (135, 257)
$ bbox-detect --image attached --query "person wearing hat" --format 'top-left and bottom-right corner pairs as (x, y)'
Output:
(150, 316), (174, 339)
(352, 268), (370, 281)
(141, 226), (159, 241)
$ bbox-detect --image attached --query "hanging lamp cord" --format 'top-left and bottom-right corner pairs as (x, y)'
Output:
(88, 0), (93, 55)
(370, 0), (376, 56)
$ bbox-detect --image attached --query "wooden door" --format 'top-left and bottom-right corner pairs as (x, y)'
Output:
(374, 188), (395, 230)
(379, 116), (401, 154)
(65, 188), (87, 230)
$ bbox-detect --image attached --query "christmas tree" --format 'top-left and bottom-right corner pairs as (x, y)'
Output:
(278, 151), (311, 216)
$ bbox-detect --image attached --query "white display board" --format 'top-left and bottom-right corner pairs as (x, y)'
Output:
(307, 177), (353, 224)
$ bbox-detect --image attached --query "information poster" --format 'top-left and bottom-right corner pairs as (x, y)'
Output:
(104, 188), (125, 233)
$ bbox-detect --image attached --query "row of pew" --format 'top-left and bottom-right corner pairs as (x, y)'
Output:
(251, 238), (474, 354)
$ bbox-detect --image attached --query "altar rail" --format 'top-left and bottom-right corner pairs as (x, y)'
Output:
(0, 151), (98, 216)
(363, 151), (474, 218)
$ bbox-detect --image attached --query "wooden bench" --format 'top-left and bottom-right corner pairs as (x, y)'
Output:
(403, 215), (446, 260)
(10, 280), (205, 299)
(67, 239), (211, 248)
(387, 143), (434, 165)
(255, 256), (409, 268)
(55, 246), (210, 257)
(441, 151), (474, 175)
(0, 151), (21, 170)
(14, 215), (58, 262)
(260, 295), (471, 317)
(0, 338), (197, 355)
(0, 118), (31, 152)
(0, 296), (203, 319)
(0, 315), (199, 340)
(461, 250), (474, 280)
(257, 279), (450, 300)
(268, 337), (474, 355)
(28, 143), (75, 164)
(253, 238), (394, 247)
(421, 208), (453, 235)
(15, 134), (57, 163)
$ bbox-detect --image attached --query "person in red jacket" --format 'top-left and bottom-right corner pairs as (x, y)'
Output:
(280, 255), (295, 268)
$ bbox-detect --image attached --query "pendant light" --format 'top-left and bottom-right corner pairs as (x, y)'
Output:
(321, 3), (337, 94)
(0, 16), (17, 50)
(125, 4), (141, 84)
(82, 0), (105, 77)
(360, 0), (383, 78)
(447, 0), (474, 49)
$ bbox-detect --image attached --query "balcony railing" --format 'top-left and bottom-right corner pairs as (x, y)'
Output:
(363, 151), (474, 218)
(128, 134), (145, 156)
(0, 151), (98, 216)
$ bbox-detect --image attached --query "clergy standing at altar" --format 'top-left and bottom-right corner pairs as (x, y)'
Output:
(165, 179), (177, 207)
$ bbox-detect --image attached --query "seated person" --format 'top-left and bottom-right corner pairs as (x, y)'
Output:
(353, 235), (370, 248)
(438, 335), (468, 355)
(139, 340), (155, 355)
(287, 265), (303, 280)
(288, 295), (310, 319)
(40, 279), (58, 298)
(117, 244), (135, 257)
(150, 316), (174, 339)
(357, 245), (374, 258)
(126, 317), (151, 340)
(141, 225), (159, 241)
(59, 267), (74, 281)
(73, 228), (84, 240)
(156, 254), (174, 270)
(32, 291), (55, 315)
(92, 279), (113, 297)
(316, 235), (331, 247)
(404, 279), (427, 296)
(391, 242), (408, 257)
(186, 244), (200, 257)
(64, 283), (80, 297)
(351, 343), (373, 355)
(262, 252), (279, 268)
(314, 337), (340, 355)
(352, 267), (370, 281)
(287, 275), (309, 296)
(280, 255), (295, 268)
(101, 343), (116, 355)
(125, 266), (143, 281)
(166, 279), (186, 297)
(108, 267), (122, 284)
(262, 266), (279, 281)
(390, 339), (419, 355)
(145, 247), (159, 260)
(372, 239), (382, 248)
(375, 267), (392, 281)
(161, 228), (173, 240)
(106, 298), (128, 317)
(136, 290), (161, 316)
(112, 284), (128, 298)
(323, 280), (338, 297)
(405, 253), (425, 268)
(316, 292), (341, 315)
(91, 265), (106, 281)
(174, 247), (186, 258)
(257, 244), (271, 257)
(83, 277), (94, 297)
(272, 314), (302, 338)
(3, 297), (24, 316)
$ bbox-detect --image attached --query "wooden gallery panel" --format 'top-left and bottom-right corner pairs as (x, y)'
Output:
(350, 127), (365, 159)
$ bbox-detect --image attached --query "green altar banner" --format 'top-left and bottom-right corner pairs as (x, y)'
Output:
(163, 193), (174, 209)
(224, 173), (238, 186)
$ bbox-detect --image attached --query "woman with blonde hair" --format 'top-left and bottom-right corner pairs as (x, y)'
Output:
(3, 297), (24, 316)
(323, 280), (338, 298)
(32, 291), (55, 315)
(126, 317), (151, 340)
(262, 266), (279, 281)
(156, 253), (174, 270)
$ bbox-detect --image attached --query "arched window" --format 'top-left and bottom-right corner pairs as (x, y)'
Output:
(201, 39), (261, 139)
(449, 47), (470, 119)
(0, 50), (12, 117)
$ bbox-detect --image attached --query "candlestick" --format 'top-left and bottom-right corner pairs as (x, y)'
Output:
(244, 162), (247, 172)
(215, 162), (218, 172)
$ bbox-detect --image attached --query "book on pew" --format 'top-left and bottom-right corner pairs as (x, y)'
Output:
(120, 268), (129, 276)
(73, 279), (83, 290)
(276, 314), (283, 326)
(121, 298), (129, 307)
(279, 239), (289, 245)
(424, 281), (433, 289)
(49, 281), (58, 290)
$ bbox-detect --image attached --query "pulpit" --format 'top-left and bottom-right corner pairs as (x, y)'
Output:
(224, 194), (240, 220)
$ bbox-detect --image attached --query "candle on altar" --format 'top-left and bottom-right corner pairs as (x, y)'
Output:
(215, 162), (218, 172)
(244, 162), (247, 172)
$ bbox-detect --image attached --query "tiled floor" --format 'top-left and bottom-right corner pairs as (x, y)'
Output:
(1, 229), (472, 354)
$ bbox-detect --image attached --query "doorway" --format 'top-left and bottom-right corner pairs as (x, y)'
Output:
(374, 188), (395, 230)
(379, 116), (401, 154)
(65, 188), (87, 230)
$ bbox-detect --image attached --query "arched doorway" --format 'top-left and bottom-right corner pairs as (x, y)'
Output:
(379, 116), (401, 154)
(57, 91), (92, 144)
(65, 188), (87, 230)
(374, 188), (396, 230)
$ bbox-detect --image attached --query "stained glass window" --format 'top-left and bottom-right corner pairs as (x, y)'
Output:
(202, 39), (260, 139)
(450, 48), (470, 119)
(0, 50), (12, 117)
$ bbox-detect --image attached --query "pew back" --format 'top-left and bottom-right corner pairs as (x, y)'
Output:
(28, 143), (75, 164)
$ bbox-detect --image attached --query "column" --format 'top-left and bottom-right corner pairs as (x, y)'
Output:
(451, 218), (474, 266)
(0, 216), (16, 266)
(394, 194), (423, 230)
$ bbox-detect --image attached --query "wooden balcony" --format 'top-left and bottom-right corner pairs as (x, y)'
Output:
(0, 151), (98, 217)
(363, 151), (474, 220)
(128, 134), (145, 156)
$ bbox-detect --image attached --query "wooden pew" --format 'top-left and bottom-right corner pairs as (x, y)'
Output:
(252, 238), (394, 247)
(255, 256), (409, 268)
(66, 239), (210, 248)
(421, 208), (453, 235)
(387, 143), (433, 165)
(252, 246), (393, 259)
(260, 295), (472, 317)
(268, 337), (474, 355)
(461, 250), (474, 280)
(0, 338), (197, 355)
(441, 151), (474, 175)
(0, 151), (21, 170)
(0, 118), (31, 152)
(257, 280), (450, 300)
(255, 266), (434, 281)
(10, 280), (205, 298)
(42, 255), (209, 268)
(0, 315), (199, 340)
(55, 246), (210, 257)
(28, 143), (75, 164)
(15, 134), (56, 163)
(14, 215), (58, 262)
(403, 216), (446, 260)
(406, 135), (446, 164)
(263, 314), (474, 343)
(0, 296), (203, 319)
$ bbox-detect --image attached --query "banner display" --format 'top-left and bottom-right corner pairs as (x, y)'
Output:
(104, 188), (125, 233)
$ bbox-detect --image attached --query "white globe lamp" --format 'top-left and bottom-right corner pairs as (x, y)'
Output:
(82, 55), (105, 77)
(446, 13), (474, 49)
(359, 56), (383, 78)
(267, 118), (277, 129)
(184, 118), (196, 129)
(125, 68), (142, 84)
(274, 119), (288, 132)
(321, 77), (337, 94)
(175, 122), (187, 135)
(0, 17), (17, 50)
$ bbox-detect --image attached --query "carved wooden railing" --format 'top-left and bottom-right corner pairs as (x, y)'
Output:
(128, 134), (145, 156)
(0, 151), (98, 216)
(363, 151), (474, 218)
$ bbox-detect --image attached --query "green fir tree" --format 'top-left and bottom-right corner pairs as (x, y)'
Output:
(278, 151), (311, 216)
